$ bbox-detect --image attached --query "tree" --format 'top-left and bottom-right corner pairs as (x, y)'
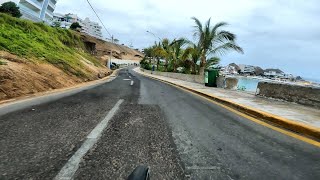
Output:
(182, 43), (201, 74)
(170, 38), (188, 72)
(52, 21), (61, 28)
(192, 17), (243, 75)
(0, 2), (22, 18)
(70, 22), (82, 30)
(113, 39), (119, 44)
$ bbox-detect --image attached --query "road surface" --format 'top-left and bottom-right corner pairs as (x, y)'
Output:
(0, 67), (319, 179)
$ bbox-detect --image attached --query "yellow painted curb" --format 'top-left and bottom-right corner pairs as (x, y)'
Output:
(135, 69), (320, 141)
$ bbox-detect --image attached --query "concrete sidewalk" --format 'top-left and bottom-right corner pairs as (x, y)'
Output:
(134, 68), (320, 138)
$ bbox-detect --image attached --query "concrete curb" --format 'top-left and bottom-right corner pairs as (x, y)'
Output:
(135, 68), (320, 141)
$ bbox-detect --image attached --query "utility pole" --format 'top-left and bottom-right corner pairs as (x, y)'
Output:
(108, 35), (114, 69)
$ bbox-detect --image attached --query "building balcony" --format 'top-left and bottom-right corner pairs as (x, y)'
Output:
(45, 9), (54, 18)
(48, 0), (56, 10)
(20, 0), (43, 10)
(19, 4), (42, 22)
(19, 4), (41, 18)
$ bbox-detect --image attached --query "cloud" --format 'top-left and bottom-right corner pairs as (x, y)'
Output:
(53, 0), (320, 78)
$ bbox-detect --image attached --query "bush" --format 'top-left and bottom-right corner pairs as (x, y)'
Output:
(70, 22), (82, 30)
(140, 58), (152, 70)
(0, 2), (22, 18)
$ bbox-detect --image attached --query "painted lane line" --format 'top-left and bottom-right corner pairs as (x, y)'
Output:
(123, 79), (131, 81)
(54, 99), (124, 180)
(187, 166), (221, 170)
(130, 80), (134, 86)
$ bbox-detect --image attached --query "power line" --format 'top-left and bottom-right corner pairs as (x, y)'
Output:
(85, 0), (129, 59)
(86, 0), (112, 38)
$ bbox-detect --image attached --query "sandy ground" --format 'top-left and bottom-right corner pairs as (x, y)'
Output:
(0, 51), (111, 102)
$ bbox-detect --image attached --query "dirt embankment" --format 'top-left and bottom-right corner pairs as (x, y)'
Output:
(0, 13), (144, 103)
(80, 34), (144, 64)
(0, 51), (111, 102)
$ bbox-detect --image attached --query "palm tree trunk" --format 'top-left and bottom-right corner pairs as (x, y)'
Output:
(157, 57), (160, 70)
(193, 63), (197, 74)
(165, 59), (168, 71)
(199, 55), (206, 75)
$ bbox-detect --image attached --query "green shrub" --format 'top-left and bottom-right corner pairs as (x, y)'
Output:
(0, 2), (22, 18)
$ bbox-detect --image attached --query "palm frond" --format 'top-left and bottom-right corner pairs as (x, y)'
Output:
(206, 57), (220, 68)
(209, 42), (244, 56)
(191, 17), (203, 38)
(212, 22), (228, 34)
(214, 30), (236, 43)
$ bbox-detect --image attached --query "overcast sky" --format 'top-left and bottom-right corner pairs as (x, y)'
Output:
(54, 0), (320, 79)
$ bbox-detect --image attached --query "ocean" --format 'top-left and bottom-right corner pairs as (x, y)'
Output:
(304, 77), (320, 84)
(237, 77), (260, 92)
(235, 76), (320, 93)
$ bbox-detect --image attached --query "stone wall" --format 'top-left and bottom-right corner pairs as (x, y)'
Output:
(257, 82), (320, 108)
(141, 69), (204, 84)
(225, 78), (238, 90)
(216, 76), (238, 90)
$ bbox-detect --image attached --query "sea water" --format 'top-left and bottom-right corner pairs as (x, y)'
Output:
(236, 77), (260, 92)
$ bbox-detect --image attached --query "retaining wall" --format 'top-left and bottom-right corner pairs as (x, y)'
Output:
(216, 77), (239, 90)
(141, 69), (204, 84)
(257, 82), (320, 108)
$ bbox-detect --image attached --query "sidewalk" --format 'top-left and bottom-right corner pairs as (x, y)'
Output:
(134, 68), (320, 138)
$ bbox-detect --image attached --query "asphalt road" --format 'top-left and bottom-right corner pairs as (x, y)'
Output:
(0, 67), (319, 179)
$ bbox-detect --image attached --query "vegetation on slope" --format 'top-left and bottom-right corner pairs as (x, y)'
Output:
(0, 13), (103, 77)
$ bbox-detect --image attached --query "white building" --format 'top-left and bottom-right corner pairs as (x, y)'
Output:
(81, 17), (103, 39)
(222, 65), (237, 75)
(0, 0), (58, 23)
(52, 13), (103, 40)
(239, 64), (255, 74)
(53, 13), (86, 29)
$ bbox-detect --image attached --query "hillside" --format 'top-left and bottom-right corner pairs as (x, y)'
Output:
(80, 34), (144, 62)
(0, 13), (141, 102)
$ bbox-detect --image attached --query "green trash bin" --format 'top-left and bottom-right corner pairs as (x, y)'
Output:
(205, 69), (219, 87)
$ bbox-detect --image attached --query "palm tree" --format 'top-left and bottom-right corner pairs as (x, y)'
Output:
(170, 38), (188, 72)
(182, 43), (201, 74)
(192, 17), (243, 75)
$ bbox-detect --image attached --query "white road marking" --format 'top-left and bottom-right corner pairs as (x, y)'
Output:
(123, 79), (131, 81)
(54, 99), (124, 180)
(186, 166), (221, 170)
(130, 80), (134, 86)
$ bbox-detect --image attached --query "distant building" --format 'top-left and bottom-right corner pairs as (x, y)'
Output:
(53, 13), (72, 28)
(239, 64), (255, 74)
(0, 0), (58, 23)
(223, 64), (239, 75)
(52, 13), (81, 29)
(264, 69), (284, 77)
(81, 17), (103, 39)
(52, 13), (103, 40)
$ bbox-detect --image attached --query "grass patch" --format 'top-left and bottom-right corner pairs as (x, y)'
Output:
(0, 13), (103, 76)
(0, 59), (7, 65)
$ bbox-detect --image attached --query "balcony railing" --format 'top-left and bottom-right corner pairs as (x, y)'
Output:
(19, 4), (41, 18)
(27, 0), (43, 9)
(46, 10), (54, 17)
(48, 0), (56, 9)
